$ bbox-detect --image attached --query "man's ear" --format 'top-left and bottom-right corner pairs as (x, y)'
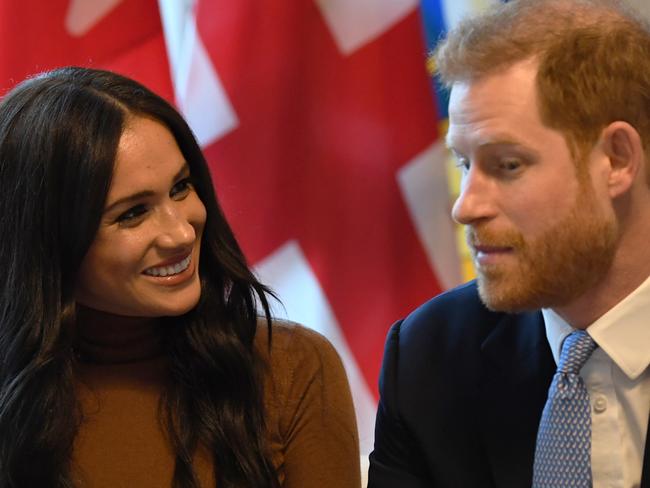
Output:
(600, 121), (644, 198)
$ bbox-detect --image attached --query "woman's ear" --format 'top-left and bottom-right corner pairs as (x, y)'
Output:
(600, 121), (644, 198)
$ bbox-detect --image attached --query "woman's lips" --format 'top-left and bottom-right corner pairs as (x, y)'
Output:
(142, 249), (197, 286)
(146, 250), (192, 269)
(143, 254), (191, 277)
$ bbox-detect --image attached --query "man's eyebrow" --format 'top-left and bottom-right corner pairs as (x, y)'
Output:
(445, 135), (528, 153)
(103, 162), (190, 215)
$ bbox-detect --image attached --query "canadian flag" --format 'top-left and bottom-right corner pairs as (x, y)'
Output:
(0, 0), (480, 458)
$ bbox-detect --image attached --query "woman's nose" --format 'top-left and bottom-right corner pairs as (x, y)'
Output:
(155, 207), (197, 249)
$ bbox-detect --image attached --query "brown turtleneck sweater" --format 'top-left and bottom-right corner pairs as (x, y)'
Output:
(71, 320), (360, 487)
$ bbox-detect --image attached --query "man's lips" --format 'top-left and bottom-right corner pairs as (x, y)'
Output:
(472, 244), (514, 254)
(471, 244), (515, 265)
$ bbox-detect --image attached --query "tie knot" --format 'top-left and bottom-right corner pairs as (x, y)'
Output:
(557, 330), (597, 374)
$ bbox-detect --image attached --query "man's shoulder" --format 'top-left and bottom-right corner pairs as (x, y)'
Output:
(407, 280), (491, 320)
(396, 280), (503, 346)
(379, 279), (548, 417)
(386, 280), (545, 371)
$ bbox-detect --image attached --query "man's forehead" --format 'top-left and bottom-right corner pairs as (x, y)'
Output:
(447, 58), (540, 104)
(445, 130), (523, 151)
(446, 60), (543, 149)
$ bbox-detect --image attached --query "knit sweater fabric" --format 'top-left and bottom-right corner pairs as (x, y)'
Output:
(71, 320), (361, 487)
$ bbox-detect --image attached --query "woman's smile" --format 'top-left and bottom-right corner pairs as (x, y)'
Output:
(143, 252), (192, 277)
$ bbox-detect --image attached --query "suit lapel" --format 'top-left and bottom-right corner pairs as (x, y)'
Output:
(478, 311), (555, 487)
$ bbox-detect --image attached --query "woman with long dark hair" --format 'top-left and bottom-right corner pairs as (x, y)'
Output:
(0, 67), (360, 488)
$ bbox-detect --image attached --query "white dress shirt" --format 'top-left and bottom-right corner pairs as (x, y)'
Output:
(542, 275), (650, 488)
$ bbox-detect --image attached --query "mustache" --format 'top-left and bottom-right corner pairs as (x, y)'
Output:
(466, 227), (525, 249)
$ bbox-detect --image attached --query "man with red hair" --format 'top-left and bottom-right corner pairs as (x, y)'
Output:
(369, 1), (650, 486)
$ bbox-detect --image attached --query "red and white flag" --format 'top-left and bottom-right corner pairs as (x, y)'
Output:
(0, 0), (464, 457)
(160, 0), (460, 455)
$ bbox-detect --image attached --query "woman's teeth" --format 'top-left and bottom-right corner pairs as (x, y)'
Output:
(144, 255), (191, 277)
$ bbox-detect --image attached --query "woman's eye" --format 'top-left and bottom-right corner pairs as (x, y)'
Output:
(170, 177), (194, 199)
(116, 205), (147, 226)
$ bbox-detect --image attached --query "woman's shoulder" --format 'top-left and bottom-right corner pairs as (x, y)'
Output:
(254, 319), (360, 487)
(254, 317), (356, 438)
(254, 318), (343, 372)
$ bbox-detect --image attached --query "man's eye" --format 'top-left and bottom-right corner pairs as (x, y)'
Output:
(499, 157), (523, 172)
(116, 205), (147, 225)
(454, 157), (470, 172)
(170, 177), (194, 199)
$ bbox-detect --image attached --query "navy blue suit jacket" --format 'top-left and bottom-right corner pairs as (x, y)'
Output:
(368, 281), (650, 487)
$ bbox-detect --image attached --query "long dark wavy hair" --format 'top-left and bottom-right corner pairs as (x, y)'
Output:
(0, 67), (280, 488)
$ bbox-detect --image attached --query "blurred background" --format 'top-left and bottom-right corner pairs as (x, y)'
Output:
(4, 0), (647, 476)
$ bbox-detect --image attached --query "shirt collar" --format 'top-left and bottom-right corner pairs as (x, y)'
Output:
(541, 308), (573, 368)
(542, 274), (650, 380)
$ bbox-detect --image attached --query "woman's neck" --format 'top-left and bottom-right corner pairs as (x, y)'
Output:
(74, 306), (164, 364)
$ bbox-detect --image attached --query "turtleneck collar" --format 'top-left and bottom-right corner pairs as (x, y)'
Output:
(74, 306), (164, 364)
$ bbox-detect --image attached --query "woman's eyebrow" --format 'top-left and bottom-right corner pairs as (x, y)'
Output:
(103, 190), (154, 215)
(103, 161), (190, 215)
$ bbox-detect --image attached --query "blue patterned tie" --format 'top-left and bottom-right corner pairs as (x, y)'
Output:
(532, 330), (598, 488)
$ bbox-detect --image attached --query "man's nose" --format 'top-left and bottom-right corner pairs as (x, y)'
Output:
(451, 168), (497, 225)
